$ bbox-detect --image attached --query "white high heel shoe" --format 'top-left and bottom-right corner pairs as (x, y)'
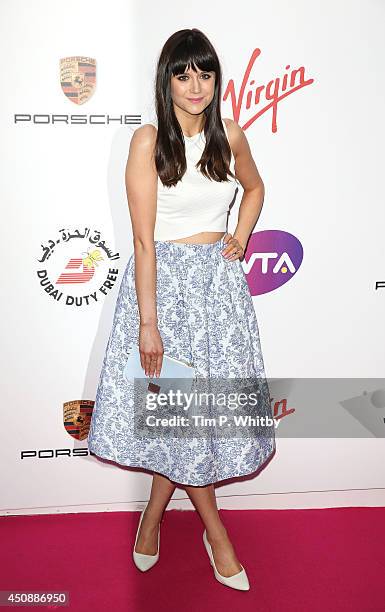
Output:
(132, 507), (160, 572)
(203, 529), (250, 591)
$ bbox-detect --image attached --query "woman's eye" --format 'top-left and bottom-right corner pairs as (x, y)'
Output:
(177, 73), (212, 81)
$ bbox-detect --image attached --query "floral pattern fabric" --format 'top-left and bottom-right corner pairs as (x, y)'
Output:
(87, 236), (276, 486)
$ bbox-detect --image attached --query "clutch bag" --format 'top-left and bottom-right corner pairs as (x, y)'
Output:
(123, 344), (196, 391)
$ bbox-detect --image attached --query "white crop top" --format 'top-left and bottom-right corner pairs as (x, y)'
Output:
(150, 118), (239, 240)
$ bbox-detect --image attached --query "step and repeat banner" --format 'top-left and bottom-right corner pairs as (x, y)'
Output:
(1, 0), (384, 515)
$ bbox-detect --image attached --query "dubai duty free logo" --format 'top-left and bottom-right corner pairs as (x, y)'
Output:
(60, 56), (96, 105)
(36, 226), (121, 307)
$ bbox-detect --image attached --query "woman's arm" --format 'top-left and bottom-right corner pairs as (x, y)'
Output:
(223, 118), (265, 254)
(125, 124), (164, 377)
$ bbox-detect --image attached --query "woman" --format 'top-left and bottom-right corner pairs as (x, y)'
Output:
(87, 28), (275, 591)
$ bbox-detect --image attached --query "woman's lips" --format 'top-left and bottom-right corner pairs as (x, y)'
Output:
(187, 97), (204, 104)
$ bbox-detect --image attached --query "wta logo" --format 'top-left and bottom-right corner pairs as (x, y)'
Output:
(243, 230), (303, 296)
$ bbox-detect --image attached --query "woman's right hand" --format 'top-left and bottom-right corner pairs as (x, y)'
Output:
(139, 323), (164, 378)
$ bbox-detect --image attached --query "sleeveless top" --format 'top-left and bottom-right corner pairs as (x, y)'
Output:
(150, 118), (239, 241)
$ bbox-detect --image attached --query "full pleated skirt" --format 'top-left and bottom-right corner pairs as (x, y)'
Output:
(87, 235), (276, 486)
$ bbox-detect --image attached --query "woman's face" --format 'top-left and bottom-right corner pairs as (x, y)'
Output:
(170, 64), (216, 116)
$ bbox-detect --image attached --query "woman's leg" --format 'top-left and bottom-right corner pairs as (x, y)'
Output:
(134, 472), (176, 555)
(184, 483), (243, 577)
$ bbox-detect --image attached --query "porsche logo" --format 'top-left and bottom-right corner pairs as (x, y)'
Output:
(64, 399), (94, 440)
(60, 56), (96, 105)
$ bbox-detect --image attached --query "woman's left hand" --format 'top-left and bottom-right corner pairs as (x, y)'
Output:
(221, 233), (245, 261)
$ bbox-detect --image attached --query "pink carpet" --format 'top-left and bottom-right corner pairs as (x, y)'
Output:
(1, 507), (384, 611)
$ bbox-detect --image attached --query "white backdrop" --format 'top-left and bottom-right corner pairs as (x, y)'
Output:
(1, 0), (384, 516)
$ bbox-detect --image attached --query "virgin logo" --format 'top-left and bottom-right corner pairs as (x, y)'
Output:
(242, 230), (303, 296)
(224, 48), (314, 132)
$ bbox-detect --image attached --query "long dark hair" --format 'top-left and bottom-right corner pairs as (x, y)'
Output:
(154, 28), (236, 187)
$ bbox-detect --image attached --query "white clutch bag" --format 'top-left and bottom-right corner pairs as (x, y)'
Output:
(123, 344), (196, 393)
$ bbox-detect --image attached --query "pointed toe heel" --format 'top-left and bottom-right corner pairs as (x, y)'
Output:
(203, 529), (250, 591)
(132, 507), (160, 572)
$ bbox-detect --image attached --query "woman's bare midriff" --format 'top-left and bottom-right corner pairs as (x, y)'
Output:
(165, 231), (225, 244)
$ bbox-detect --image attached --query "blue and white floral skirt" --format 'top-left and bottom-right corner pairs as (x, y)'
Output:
(87, 235), (276, 486)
